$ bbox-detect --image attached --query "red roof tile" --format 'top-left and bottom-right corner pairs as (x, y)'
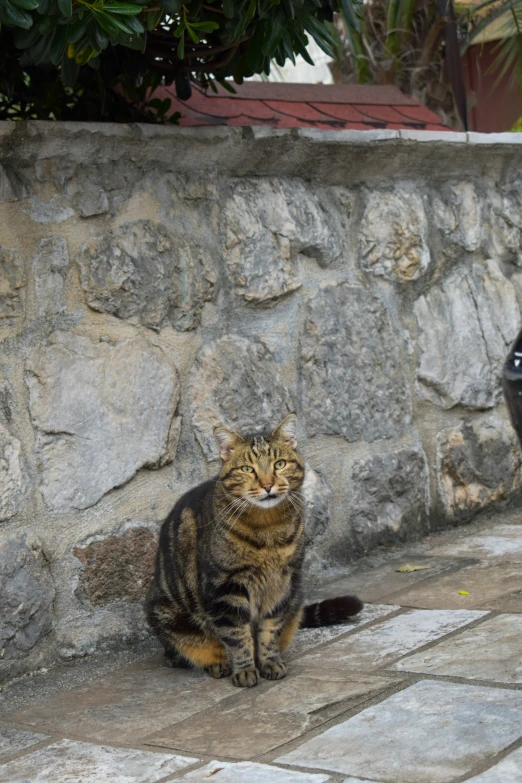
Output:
(158, 81), (451, 132)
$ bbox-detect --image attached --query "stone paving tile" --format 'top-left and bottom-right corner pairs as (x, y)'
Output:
(170, 761), (332, 782)
(275, 680), (522, 783)
(487, 589), (522, 613)
(0, 727), (49, 759)
(295, 609), (487, 671)
(288, 603), (400, 658)
(308, 557), (476, 604)
(0, 739), (197, 783)
(146, 671), (395, 758)
(7, 655), (239, 744)
(387, 560), (522, 610)
(466, 746), (522, 782)
(392, 613), (522, 683)
(427, 525), (522, 560)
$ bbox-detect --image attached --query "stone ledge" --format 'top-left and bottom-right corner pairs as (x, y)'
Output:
(1, 122), (521, 184)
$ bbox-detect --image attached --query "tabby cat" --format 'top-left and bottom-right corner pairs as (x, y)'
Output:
(146, 414), (362, 687)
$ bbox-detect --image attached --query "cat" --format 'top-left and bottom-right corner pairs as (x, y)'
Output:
(146, 414), (362, 687)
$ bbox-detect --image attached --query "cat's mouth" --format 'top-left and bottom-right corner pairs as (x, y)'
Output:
(259, 493), (278, 502)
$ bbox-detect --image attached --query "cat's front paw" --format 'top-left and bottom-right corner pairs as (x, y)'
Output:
(205, 662), (232, 679)
(260, 660), (287, 680)
(232, 667), (259, 688)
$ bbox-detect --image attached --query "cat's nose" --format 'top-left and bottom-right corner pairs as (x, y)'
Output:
(262, 483), (273, 493)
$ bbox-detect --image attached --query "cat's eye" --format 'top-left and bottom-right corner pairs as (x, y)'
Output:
(274, 460), (286, 469)
(241, 465), (254, 473)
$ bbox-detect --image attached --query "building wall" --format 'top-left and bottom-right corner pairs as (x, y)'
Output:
(1, 123), (522, 681)
(463, 42), (521, 133)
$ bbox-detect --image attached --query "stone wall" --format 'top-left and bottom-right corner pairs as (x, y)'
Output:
(1, 122), (522, 681)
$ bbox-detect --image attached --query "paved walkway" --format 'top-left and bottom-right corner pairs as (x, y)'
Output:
(2, 511), (522, 783)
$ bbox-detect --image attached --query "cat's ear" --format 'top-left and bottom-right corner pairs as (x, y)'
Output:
(213, 426), (242, 461)
(272, 413), (298, 448)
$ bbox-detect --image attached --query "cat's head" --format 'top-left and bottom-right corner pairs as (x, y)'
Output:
(213, 414), (304, 509)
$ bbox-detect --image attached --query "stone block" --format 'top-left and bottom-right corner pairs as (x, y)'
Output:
(0, 536), (54, 660)
(301, 283), (411, 441)
(0, 727), (48, 760)
(74, 526), (158, 606)
(346, 447), (429, 550)
(392, 613), (522, 684)
(0, 244), (25, 319)
(0, 740), (197, 783)
(415, 260), (519, 409)
(276, 680), (522, 782)
(427, 523), (522, 560)
(437, 414), (521, 520)
(302, 465), (331, 545)
(388, 560), (522, 610)
(222, 179), (341, 303)
(297, 608), (485, 673)
(147, 672), (393, 758)
(359, 188), (429, 281)
(466, 746), (522, 782)
(0, 423), (25, 522)
(177, 762), (331, 782)
(431, 182), (481, 252)
(189, 335), (293, 460)
(77, 220), (216, 331)
(26, 333), (180, 511)
(9, 655), (241, 743)
(33, 237), (68, 317)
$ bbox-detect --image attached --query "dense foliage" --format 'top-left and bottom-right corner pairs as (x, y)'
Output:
(0, 0), (349, 120)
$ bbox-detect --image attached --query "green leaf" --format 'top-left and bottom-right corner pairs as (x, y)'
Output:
(60, 49), (79, 85)
(28, 30), (54, 62)
(159, 0), (181, 13)
(123, 14), (144, 33)
(103, 3), (143, 14)
(222, 0), (234, 18)
(177, 32), (184, 57)
(186, 24), (199, 42)
(12, 22), (40, 46)
(340, 0), (360, 32)
(49, 22), (69, 63)
(10, 0), (39, 10)
(92, 23), (109, 47)
(191, 20), (219, 31)
(37, 0), (51, 11)
(67, 15), (91, 42)
(39, 14), (59, 33)
(0, 1), (34, 29)
(146, 7), (163, 30)
(57, 0), (72, 16)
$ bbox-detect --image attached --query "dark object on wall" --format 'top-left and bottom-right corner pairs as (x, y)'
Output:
(503, 330), (522, 448)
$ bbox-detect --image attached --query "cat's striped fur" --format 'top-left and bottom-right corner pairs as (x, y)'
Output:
(146, 414), (362, 687)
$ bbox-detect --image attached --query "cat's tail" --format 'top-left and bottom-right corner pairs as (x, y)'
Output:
(301, 595), (363, 628)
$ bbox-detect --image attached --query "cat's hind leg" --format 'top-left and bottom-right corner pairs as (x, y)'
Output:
(147, 595), (229, 674)
(279, 608), (304, 652)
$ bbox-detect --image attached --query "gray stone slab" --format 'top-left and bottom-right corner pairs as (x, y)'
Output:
(388, 560), (522, 610)
(288, 604), (399, 658)
(0, 727), (49, 759)
(392, 613), (522, 683)
(427, 525), (522, 560)
(146, 671), (394, 759)
(307, 557), (476, 604)
(276, 680), (522, 782)
(0, 739), (197, 783)
(172, 761), (331, 782)
(296, 609), (487, 671)
(8, 655), (238, 743)
(466, 746), (522, 782)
